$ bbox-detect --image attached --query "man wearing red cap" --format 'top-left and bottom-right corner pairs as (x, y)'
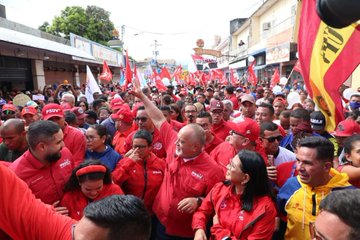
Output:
(21, 106), (39, 126)
(1, 104), (16, 121)
(101, 98), (124, 138)
(112, 105), (136, 155)
(209, 99), (237, 141)
(42, 103), (86, 166)
(210, 118), (261, 175)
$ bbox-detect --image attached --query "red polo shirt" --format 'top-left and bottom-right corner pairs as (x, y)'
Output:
(63, 124), (86, 166)
(170, 119), (185, 132)
(112, 125), (136, 155)
(152, 121), (224, 237)
(9, 148), (74, 204)
(210, 141), (237, 175)
(204, 134), (224, 154)
(113, 153), (166, 215)
(211, 120), (236, 141)
(60, 184), (123, 220)
(125, 128), (166, 159)
(0, 163), (75, 240)
(227, 94), (239, 110)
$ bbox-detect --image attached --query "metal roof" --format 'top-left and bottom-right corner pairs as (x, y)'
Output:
(0, 27), (95, 61)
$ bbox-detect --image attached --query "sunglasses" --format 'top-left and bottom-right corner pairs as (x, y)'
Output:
(264, 135), (283, 143)
(135, 117), (148, 122)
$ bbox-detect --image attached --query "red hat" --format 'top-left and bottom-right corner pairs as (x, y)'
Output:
(210, 99), (224, 111)
(232, 118), (260, 142)
(71, 107), (86, 119)
(332, 119), (360, 137)
(21, 106), (37, 116)
(111, 98), (124, 111)
(111, 105), (133, 123)
(273, 97), (287, 105)
(41, 103), (64, 120)
(2, 104), (16, 112)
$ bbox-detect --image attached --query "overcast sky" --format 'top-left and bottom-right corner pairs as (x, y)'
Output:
(2, 0), (261, 69)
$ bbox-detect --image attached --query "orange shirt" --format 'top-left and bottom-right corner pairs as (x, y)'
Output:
(113, 125), (136, 155)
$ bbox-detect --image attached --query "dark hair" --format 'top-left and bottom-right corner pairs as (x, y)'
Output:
(88, 124), (112, 146)
(133, 129), (153, 145)
(343, 134), (360, 155)
(280, 110), (291, 118)
(64, 111), (77, 125)
(63, 159), (112, 192)
(319, 189), (360, 239)
(137, 106), (145, 111)
(197, 111), (212, 124)
(76, 101), (89, 111)
(225, 86), (235, 94)
(237, 150), (273, 212)
(98, 107), (111, 115)
(290, 108), (310, 122)
(170, 103), (183, 122)
(260, 121), (279, 137)
(299, 136), (334, 162)
(3, 118), (25, 134)
(258, 102), (275, 116)
(84, 194), (151, 240)
(85, 110), (98, 121)
(161, 94), (172, 105)
(159, 105), (171, 114)
(92, 99), (105, 110)
(27, 120), (61, 150)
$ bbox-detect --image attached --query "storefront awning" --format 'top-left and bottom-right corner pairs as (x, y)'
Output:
(0, 27), (95, 60)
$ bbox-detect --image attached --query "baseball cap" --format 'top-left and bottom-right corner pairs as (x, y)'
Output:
(41, 103), (64, 120)
(26, 100), (39, 108)
(210, 99), (224, 111)
(111, 105), (133, 123)
(71, 107), (86, 119)
(332, 119), (360, 137)
(232, 118), (260, 142)
(110, 98), (125, 111)
(240, 94), (255, 104)
(21, 106), (37, 116)
(310, 111), (326, 130)
(2, 104), (16, 112)
(273, 97), (287, 105)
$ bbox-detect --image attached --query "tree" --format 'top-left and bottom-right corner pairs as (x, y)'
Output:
(38, 5), (115, 45)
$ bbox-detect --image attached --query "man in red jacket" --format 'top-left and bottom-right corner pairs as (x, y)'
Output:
(9, 120), (74, 207)
(42, 103), (86, 166)
(131, 78), (224, 239)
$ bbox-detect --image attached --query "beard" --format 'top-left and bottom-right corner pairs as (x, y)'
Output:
(46, 151), (62, 163)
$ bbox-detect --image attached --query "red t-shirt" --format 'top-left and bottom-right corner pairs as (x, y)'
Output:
(228, 94), (240, 110)
(63, 125), (86, 166)
(204, 134), (224, 154)
(112, 125), (136, 155)
(125, 128), (166, 159)
(60, 184), (123, 220)
(170, 119), (185, 132)
(0, 163), (75, 240)
(211, 119), (235, 141)
(9, 148), (74, 204)
(276, 161), (298, 188)
(113, 153), (166, 215)
(152, 121), (225, 237)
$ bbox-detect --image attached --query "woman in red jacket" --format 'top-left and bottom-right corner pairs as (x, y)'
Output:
(112, 129), (165, 215)
(60, 159), (123, 220)
(192, 150), (277, 240)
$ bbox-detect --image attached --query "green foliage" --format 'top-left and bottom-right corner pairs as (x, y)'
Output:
(38, 5), (115, 45)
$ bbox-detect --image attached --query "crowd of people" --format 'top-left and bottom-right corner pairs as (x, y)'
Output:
(0, 77), (359, 240)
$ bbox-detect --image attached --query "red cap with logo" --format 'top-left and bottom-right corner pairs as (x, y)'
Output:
(232, 118), (260, 142)
(332, 119), (360, 137)
(41, 103), (64, 120)
(71, 107), (86, 119)
(21, 106), (37, 116)
(110, 98), (125, 111)
(210, 99), (224, 111)
(111, 105), (133, 123)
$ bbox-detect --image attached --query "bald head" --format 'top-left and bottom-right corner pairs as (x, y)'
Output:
(184, 123), (206, 146)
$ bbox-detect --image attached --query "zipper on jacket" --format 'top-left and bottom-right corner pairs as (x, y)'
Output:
(141, 160), (148, 199)
(311, 192), (316, 216)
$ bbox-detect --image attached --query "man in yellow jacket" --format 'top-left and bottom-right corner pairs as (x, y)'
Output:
(277, 136), (355, 240)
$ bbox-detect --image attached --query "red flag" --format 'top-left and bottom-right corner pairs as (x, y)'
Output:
(172, 65), (182, 85)
(186, 72), (196, 86)
(298, 0), (360, 132)
(293, 60), (302, 74)
(270, 68), (280, 89)
(230, 69), (238, 86)
(160, 67), (172, 81)
(248, 61), (257, 86)
(99, 60), (112, 82)
(153, 69), (167, 92)
(210, 69), (224, 81)
(124, 50), (133, 89)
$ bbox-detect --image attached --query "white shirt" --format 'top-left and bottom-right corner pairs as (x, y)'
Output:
(275, 146), (296, 166)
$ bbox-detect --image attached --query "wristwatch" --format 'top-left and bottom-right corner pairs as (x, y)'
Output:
(196, 197), (203, 207)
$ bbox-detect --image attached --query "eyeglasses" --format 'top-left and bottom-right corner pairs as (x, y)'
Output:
(86, 135), (99, 141)
(230, 130), (246, 138)
(3, 110), (15, 115)
(135, 117), (148, 122)
(264, 135), (283, 143)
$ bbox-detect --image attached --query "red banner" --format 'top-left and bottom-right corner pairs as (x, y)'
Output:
(99, 60), (112, 82)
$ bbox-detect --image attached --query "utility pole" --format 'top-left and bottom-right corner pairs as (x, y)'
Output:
(152, 40), (161, 61)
